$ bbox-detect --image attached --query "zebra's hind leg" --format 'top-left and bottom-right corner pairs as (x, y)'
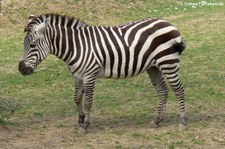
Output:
(147, 66), (169, 128)
(161, 63), (187, 131)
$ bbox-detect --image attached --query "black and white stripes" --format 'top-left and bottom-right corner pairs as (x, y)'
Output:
(19, 14), (187, 133)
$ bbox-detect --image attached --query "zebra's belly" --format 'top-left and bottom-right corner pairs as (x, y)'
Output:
(97, 65), (151, 79)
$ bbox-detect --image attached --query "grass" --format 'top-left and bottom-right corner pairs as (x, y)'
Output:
(0, 0), (225, 148)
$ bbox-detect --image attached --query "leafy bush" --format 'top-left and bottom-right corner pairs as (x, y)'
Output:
(0, 99), (21, 122)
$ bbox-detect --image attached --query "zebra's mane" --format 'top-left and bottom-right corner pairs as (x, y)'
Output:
(24, 14), (88, 32)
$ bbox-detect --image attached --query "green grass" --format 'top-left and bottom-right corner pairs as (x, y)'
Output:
(0, 0), (225, 148)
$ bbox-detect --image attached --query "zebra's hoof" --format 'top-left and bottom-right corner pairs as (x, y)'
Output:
(149, 121), (159, 128)
(178, 124), (187, 131)
(78, 127), (88, 135)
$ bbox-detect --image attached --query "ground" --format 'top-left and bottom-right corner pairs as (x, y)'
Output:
(1, 110), (225, 148)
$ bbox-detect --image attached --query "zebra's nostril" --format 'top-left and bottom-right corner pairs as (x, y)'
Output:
(18, 61), (25, 73)
(19, 60), (25, 69)
(18, 61), (33, 75)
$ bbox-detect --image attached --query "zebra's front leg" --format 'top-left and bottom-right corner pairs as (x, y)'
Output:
(74, 79), (85, 129)
(147, 67), (168, 128)
(78, 76), (96, 134)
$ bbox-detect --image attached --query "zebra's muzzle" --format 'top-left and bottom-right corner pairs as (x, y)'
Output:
(18, 61), (34, 76)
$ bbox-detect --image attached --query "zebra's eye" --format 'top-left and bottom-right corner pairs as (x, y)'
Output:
(30, 41), (36, 48)
(30, 44), (36, 48)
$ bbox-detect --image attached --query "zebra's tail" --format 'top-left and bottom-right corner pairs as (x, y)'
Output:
(174, 37), (186, 55)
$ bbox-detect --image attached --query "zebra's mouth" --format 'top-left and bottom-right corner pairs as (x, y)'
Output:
(18, 61), (34, 76)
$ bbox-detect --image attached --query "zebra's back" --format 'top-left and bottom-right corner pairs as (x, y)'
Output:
(88, 18), (185, 79)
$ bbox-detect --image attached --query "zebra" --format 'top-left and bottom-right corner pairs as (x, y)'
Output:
(18, 14), (187, 134)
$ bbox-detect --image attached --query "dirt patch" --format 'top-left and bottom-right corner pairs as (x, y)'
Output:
(0, 117), (77, 149)
(1, 113), (225, 149)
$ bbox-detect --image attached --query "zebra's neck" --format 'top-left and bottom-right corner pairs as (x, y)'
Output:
(44, 14), (88, 63)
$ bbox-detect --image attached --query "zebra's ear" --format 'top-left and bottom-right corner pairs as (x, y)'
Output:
(35, 18), (50, 36)
(28, 14), (36, 23)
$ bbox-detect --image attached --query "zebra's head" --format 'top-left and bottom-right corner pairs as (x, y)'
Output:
(19, 15), (50, 76)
